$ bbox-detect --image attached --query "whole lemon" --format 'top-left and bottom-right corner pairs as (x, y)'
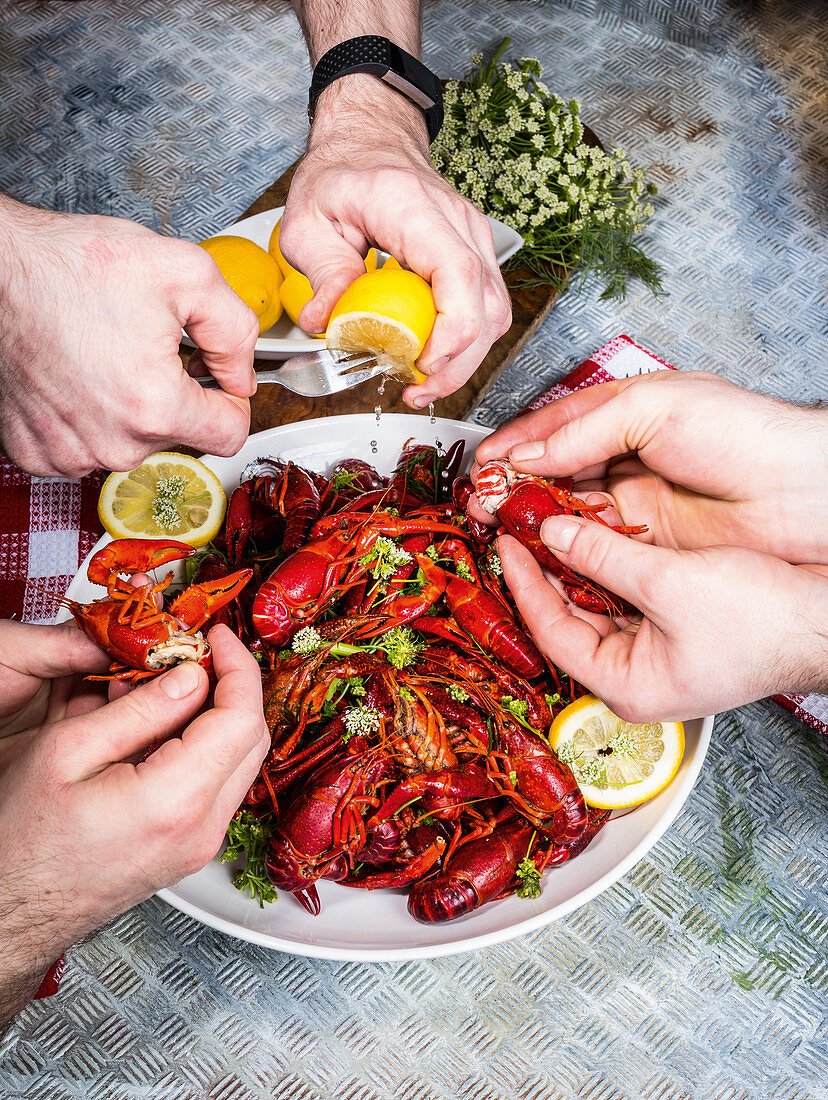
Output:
(279, 269), (317, 329)
(199, 235), (283, 334)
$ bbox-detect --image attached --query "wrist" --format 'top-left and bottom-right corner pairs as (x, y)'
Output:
(308, 74), (430, 156)
(0, 898), (67, 1026)
(775, 567), (828, 695)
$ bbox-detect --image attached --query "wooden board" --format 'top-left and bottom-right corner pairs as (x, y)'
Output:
(203, 157), (571, 432)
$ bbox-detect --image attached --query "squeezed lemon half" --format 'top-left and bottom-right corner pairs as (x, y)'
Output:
(549, 694), (684, 809)
(326, 267), (435, 385)
(97, 452), (226, 548)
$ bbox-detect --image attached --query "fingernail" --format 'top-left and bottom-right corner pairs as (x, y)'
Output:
(160, 661), (202, 699)
(412, 396), (431, 409)
(426, 356), (450, 374)
(510, 440), (545, 462)
(541, 517), (582, 553)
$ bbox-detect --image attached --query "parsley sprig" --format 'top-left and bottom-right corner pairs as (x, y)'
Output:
(516, 830), (542, 900)
(221, 811), (277, 908)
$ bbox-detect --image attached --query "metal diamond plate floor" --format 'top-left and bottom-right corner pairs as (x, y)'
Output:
(0, 2), (827, 1098)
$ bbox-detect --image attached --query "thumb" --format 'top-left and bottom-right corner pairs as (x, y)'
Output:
(59, 661), (210, 778)
(540, 515), (664, 613)
(181, 258), (259, 397)
(281, 215), (368, 334)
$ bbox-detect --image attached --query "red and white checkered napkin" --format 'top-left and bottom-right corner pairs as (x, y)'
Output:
(522, 334), (828, 737)
(0, 464), (103, 1001)
(0, 334), (823, 1003)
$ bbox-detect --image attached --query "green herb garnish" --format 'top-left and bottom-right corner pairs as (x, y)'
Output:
(500, 695), (540, 734)
(431, 38), (662, 300)
(222, 811), (277, 908)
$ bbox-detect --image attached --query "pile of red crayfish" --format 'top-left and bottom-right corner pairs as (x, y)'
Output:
(67, 441), (646, 923)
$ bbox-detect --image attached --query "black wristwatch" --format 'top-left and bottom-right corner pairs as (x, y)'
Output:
(308, 35), (444, 143)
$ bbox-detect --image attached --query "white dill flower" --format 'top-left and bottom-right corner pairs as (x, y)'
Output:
(291, 626), (322, 656)
(343, 705), (381, 742)
(151, 476), (188, 532)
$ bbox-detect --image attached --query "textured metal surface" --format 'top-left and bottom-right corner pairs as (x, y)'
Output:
(1, 2), (827, 1098)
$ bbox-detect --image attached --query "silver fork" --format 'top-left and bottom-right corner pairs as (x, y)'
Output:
(194, 349), (386, 398)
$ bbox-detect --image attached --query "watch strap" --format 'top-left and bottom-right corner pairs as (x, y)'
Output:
(308, 35), (444, 143)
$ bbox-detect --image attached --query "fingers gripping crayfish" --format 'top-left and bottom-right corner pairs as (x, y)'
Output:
(64, 538), (252, 681)
(475, 459), (647, 615)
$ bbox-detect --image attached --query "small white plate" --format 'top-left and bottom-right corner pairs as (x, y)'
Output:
(61, 415), (713, 960)
(181, 208), (523, 360)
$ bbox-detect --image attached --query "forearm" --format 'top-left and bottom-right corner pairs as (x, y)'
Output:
(290, 0), (429, 152)
(0, 895), (73, 1028)
(290, 0), (422, 62)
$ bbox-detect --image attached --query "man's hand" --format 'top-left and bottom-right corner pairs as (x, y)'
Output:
(474, 371), (828, 564)
(0, 196), (259, 477)
(500, 520), (828, 723)
(0, 625), (269, 1023)
(0, 621), (111, 771)
(284, 0), (511, 408)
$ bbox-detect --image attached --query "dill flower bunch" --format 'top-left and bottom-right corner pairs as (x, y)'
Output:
(431, 38), (662, 299)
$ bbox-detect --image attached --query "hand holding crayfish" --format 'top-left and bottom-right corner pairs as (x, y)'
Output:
(472, 371), (828, 720)
(474, 370), (828, 562)
(0, 621), (268, 1026)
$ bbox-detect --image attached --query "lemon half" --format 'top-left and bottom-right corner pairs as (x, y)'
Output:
(98, 452), (226, 548)
(549, 694), (684, 809)
(326, 267), (435, 385)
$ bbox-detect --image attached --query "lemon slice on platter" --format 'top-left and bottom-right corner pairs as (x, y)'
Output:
(548, 694), (684, 809)
(98, 452), (226, 547)
(326, 267), (436, 385)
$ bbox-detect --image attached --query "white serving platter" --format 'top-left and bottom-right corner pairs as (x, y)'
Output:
(61, 415), (712, 961)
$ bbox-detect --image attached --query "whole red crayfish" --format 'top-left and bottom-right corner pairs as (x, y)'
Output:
(475, 459), (647, 615)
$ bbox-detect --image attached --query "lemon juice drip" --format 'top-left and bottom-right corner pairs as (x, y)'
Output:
(428, 402), (436, 424)
(374, 405), (382, 425)
(370, 439), (378, 454)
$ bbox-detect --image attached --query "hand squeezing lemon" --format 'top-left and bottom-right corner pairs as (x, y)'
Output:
(549, 695), (685, 809)
(268, 219), (379, 329)
(199, 218), (436, 384)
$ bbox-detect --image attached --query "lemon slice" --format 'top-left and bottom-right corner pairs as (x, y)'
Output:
(548, 694), (684, 809)
(97, 452), (226, 548)
(326, 268), (436, 385)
